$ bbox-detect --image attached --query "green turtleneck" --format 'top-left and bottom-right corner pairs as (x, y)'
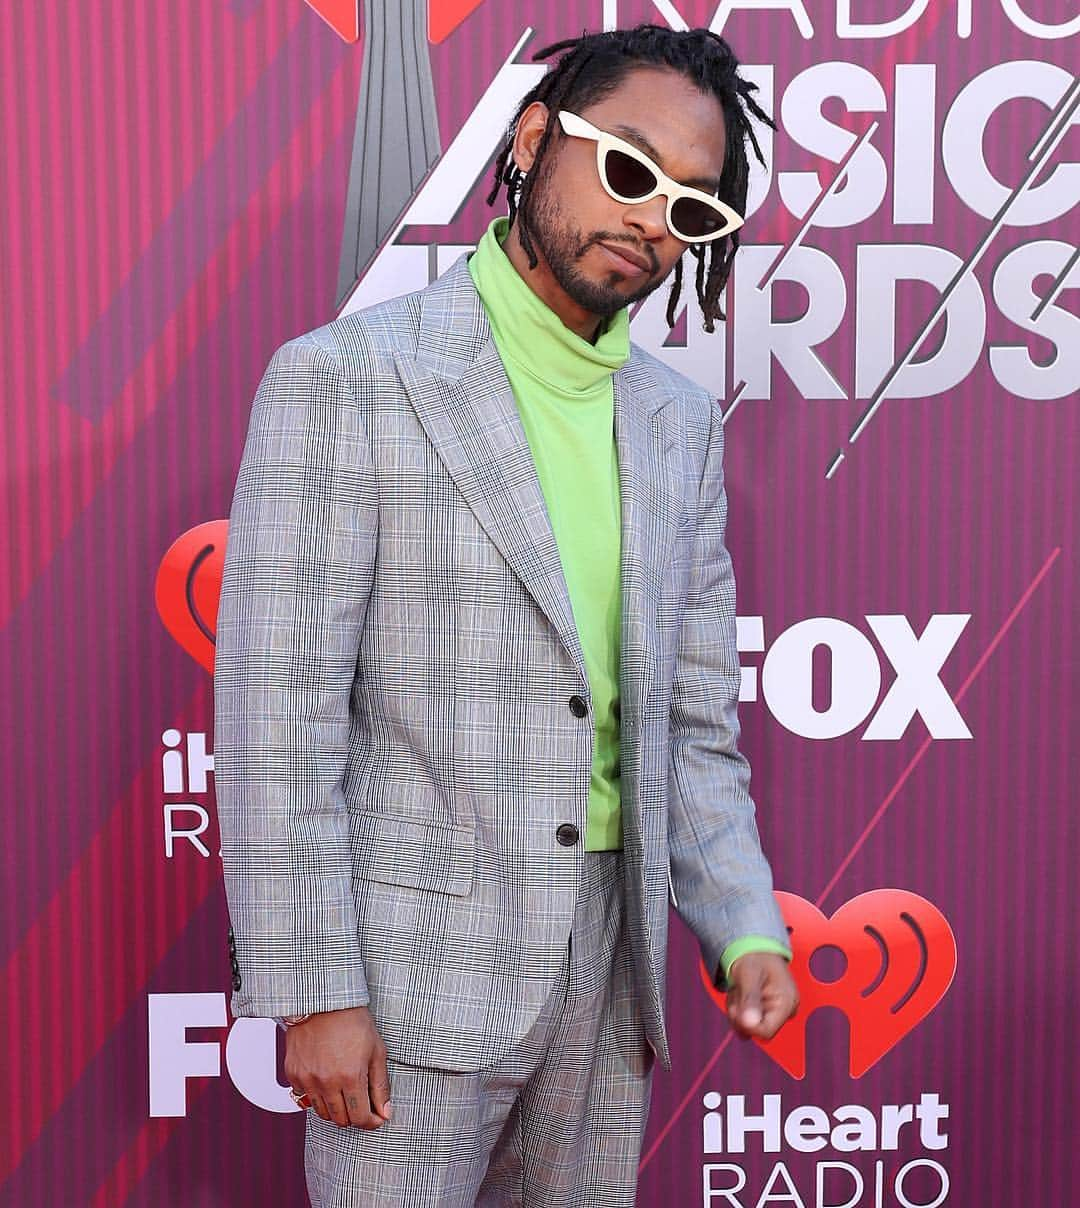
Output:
(468, 214), (628, 850)
(466, 214), (791, 980)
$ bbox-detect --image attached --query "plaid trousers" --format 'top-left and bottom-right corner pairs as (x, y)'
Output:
(303, 849), (656, 1206)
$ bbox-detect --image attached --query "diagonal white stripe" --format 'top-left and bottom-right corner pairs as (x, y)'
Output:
(842, 76), (1079, 453)
(756, 121), (881, 292)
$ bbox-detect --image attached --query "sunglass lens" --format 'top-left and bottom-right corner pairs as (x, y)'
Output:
(671, 196), (727, 238)
(603, 148), (656, 200)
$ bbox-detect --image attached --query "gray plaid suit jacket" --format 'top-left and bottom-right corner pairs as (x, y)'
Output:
(213, 249), (788, 1073)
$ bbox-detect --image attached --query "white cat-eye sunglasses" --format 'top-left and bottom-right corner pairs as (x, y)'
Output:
(555, 109), (744, 243)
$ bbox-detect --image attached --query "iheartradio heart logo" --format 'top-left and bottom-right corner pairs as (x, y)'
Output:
(302, 0), (487, 44)
(155, 521), (227, 674)
(701, 890), (957, 1078)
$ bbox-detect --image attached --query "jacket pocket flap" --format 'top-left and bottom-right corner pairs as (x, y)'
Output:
(350, 809), (474, 897)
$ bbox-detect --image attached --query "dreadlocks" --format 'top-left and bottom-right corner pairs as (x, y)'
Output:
(485, 23), (775, 334)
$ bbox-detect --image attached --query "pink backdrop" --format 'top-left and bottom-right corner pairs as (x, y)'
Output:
(3, 1), (1077, 1203)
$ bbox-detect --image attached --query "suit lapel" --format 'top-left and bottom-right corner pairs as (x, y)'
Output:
(391, 253), (684, 713)
(611, 363), (681, 723)
(393, 332), (590, 683)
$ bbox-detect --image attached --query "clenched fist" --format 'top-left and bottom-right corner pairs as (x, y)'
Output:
(724, 953), (799, 1040)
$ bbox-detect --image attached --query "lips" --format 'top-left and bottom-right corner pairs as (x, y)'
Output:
(598, 241), (650, 273)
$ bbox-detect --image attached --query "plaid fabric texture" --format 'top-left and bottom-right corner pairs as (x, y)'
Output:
(303, 851), (653, 1206)
(212, 250), (789, 1081)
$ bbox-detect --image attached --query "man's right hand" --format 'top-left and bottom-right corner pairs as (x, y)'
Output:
(283, 1005), (392, 1129)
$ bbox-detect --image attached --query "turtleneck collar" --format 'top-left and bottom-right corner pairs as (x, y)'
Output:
(467, 214), (630, 397)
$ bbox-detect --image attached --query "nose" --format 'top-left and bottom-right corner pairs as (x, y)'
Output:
(623, 193), (669, 241)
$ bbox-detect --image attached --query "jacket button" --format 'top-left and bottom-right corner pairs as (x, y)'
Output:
(556, 823), (580, 846)
(568, 694), (588, 717)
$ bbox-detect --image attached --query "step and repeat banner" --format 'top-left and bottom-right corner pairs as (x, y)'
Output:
(3, 1), (1077, 1204)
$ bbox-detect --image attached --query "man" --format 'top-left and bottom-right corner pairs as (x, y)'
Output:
(214, 23), (798, 1207)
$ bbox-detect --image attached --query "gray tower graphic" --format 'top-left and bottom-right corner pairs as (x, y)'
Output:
(336, 0), (442, 309)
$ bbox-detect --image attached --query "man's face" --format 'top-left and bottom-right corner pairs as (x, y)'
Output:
(510, 66), (729, 328)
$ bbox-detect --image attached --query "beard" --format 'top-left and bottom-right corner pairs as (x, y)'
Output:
(517, 163), (667, 322)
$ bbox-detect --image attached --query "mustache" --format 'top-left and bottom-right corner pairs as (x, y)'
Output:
(587, 236), (656, 273)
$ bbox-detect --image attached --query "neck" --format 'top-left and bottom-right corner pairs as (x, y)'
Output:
(500, 216), (604, 344)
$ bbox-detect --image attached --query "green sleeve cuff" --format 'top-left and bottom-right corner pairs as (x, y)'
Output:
(717, 935), (793, 986)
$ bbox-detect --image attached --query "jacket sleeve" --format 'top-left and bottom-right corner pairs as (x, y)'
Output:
(667, 393), (789, 983)
(213, 335), (377, 1019)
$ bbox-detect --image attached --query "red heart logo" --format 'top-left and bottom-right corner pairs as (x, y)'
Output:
(155, 521), (227, 674)
(300, 1), (485, 44)
(701, 890), (957, 1078)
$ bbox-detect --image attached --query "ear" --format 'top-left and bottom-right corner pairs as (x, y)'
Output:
(512, 100), (552, 174)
